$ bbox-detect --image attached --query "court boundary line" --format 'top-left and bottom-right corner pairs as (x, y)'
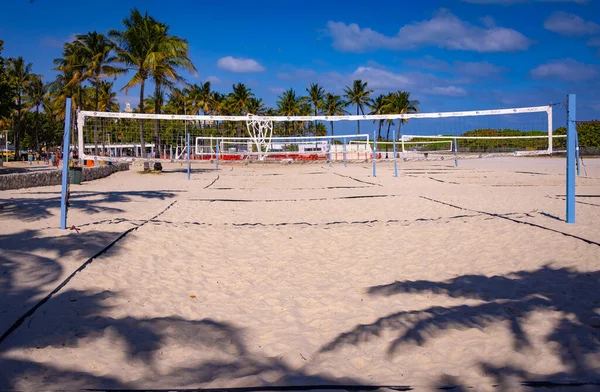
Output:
(0, 200), (178, 346)
(420, 196), (600, 247)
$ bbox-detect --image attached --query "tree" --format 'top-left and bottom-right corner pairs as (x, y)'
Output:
(370, 94), (386, 142)
(62, 32), (123, 154)
(247, 97), (266, 116)
(343, 79), (373, 135)
(6, 57), (36, 159)
(109, 8), (195, 167)
(306, 83), (325, 136)
(166, 87), (187, 115)
(0, 40), (14, 120)
(98, 81), (119, 112)
(229, 83), (253, 137)
(276, 88), (304, 136)
(26, 75), (47, 153)
(383, 90), (419, 141)
(323, 93), (346, 136)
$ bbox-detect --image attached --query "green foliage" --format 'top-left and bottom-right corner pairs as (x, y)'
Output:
(0, 40), (15, 119)
(554, 122), (600, 154)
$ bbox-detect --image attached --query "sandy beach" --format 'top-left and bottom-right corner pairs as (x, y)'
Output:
(1, 157), (600, 391)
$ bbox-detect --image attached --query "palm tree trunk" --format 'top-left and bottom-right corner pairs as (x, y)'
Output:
(14, 94), (21, 161)
(379, 121), (386, 152)
(356, 105), (360, 135)
(94, 81), (101, 156)
(386, 122), (391, 146)
(154, 83), (160, 159)
(35, 105), (40, 154)
(139, 80), (148, 170)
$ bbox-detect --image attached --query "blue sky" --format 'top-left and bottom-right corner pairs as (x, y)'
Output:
(1, 0), (599, 123)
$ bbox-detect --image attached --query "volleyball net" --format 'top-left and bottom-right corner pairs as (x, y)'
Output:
(76, 103), (561, 163)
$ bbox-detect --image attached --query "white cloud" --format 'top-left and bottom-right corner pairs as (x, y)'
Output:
(531, 58), (598, 82)
(352, 67), (413, 89)
(544, 12), (600, 37)
(216, 56), (265, 73)
(404, 55), (506, 77)
(325, 9), (532, 53)
(204, 75), (222, 84)
(274, 64), (468, 98)
(351, 66), (467, 96)
(422, 86), (468, 97)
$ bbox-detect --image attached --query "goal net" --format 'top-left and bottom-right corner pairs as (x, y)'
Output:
(75, 104), (558, 163)
(195, 134), (370, 162)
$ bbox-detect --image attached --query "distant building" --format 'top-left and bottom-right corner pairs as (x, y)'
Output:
(124, 102), (133, 113)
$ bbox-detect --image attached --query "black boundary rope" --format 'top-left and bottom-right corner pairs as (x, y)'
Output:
(85, 385), (413, 392)
(421, 196), (600, 247)
(0, 200), (178, 346)
(82, 379), (600, 391)
(204, 175), (220, 189)
(332, 172), (382, 187)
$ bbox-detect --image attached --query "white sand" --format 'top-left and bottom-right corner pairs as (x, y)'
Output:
(1, 158), (600, 391)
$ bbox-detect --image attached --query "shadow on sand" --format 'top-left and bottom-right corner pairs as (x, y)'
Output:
(320, 265), (600, 390)
(0, 189), (181, 221)
(0, 227), (378, 391)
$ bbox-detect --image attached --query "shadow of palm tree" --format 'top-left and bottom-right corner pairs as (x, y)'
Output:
(320, 265), (600, 388)
(0, 189), (181, 221)
(1, 287), (377, 390)
(0, 228), (378, 391)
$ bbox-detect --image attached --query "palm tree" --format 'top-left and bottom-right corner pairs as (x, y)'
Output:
(109, 8), (196, 166)
(209, 91), (226, 133)
(276, 88), (304, 136)
(166, 87), (187, 115)
(306, 83), (325, 135)
(64, 32), (123, 155)
(6, 57), (36, 159)
(323, 93), (346, 136)
(26, 75), (47, 153)
(370, 94), (386, 143)
(229, 83), (253, 137)
(98, 81), (119, 112)
(198, 81), (212, 116)
(247, 97), (266, 116)
(187, 82), (212, 129)
(0, 40), (13, 121)
(144, 90), (165, 114)
(343, 79), (373, 135)
(383, 91), (419, 141)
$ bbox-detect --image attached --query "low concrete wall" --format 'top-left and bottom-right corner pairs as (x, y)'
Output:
(0, 163), (129, 191)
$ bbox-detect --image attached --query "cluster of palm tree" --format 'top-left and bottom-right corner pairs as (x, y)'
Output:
(0, 8), (420, 164)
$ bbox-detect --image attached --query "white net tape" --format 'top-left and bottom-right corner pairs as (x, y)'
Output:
(246, 114), (274, 161)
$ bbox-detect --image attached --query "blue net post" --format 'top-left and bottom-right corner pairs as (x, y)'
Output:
(454, 137), (459, 167)
(566, 94), (576, 223)
(59, 98), (72, 230)
(328, 138), (333, 167)
(186, 132), (191, 180)
(372, 130), (377, 177)
(216, 137), (220, 169)
(393, 128), (398, 178)
(343, 138), (347, 167)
